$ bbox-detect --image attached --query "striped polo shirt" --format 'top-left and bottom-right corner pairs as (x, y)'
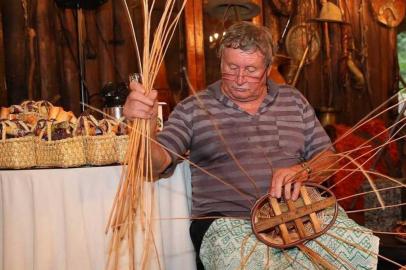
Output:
(157, 80), (332, 217)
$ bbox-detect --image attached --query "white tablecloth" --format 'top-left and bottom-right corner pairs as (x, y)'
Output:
(0, 162), (196, 270)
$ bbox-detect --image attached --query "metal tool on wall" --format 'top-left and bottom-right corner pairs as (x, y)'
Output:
(310, 0), (349, 126)
(270, 5), (296, 85)
(339, 0), (365, 91)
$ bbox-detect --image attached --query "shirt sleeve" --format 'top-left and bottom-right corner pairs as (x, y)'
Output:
(157, 98), (194, 176)
(302, 102), (334, 160)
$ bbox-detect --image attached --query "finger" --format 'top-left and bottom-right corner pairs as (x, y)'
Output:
(149, 90), (159, 117)
(126, 109), (154, 120)
(291, 182), (302, 201)
(284, 181), (292, 200)
(127, 90), (155, 107)
(269, 171), (279, 196)
(129, 81), (145, 94)
(123, 100), (155, 119)
(148, 89), (158, 100)
(274, 174), (284, 199)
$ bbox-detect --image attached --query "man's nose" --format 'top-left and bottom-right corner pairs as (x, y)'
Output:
(236, 69), (246, 85)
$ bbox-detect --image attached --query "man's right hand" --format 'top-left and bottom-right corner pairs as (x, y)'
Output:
(123, 81), (158, 120)
(123, 81), (171, 175)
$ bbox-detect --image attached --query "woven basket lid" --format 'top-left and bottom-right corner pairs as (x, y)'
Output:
(204, 0), (260, 20)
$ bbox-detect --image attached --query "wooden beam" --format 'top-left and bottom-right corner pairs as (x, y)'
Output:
(184, 0), (206, 93)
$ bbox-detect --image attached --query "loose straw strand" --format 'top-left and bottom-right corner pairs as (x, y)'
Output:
(105, 1), (187, 269)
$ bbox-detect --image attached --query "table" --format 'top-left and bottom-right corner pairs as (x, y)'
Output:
(0, 162), (196, 270)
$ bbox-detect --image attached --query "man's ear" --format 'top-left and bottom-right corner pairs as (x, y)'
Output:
(266, 63), (272, 77)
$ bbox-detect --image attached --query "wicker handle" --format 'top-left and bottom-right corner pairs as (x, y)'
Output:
(83, 118), (90, 136)
(1, 122), (6, 142)
(83, 115), (101, 136)
(46, 121), (53, 141)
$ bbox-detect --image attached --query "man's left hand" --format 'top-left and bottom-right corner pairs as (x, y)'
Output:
(269, 165), (307, 201)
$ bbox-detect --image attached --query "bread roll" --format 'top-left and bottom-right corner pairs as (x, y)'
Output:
(55, 110), (72, 123)
(0, 107), (10, 120)
(49, 107), (61, 120)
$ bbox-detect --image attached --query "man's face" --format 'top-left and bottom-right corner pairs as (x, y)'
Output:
(220, 48), (269, 103)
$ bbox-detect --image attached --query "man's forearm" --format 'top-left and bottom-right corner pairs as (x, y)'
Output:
(306, 150), (337, 183)
(150, 140), (172, 178)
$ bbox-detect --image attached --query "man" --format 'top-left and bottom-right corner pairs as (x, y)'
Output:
(124, 22), (336, 269)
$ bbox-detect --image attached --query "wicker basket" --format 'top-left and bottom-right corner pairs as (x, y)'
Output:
(85, 134), (117, 165)
(0, 136), (36, 169)
(36, 136), (86, 168)
(115, 135), (129, 164)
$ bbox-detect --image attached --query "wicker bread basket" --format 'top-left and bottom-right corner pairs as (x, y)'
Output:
(0, 136), (37, 169)
(36, 136), (86, 168)
(115, 135), (129, 164)
(85, 134), (117, 165)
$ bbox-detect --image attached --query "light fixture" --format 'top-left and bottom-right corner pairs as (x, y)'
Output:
(204, 0), (260, 47)
(204, 0), (260, 21)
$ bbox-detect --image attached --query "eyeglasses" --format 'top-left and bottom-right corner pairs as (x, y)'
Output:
(221, 66), (268, 83)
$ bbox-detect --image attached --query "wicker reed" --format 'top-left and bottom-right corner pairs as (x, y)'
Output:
(85, 134), (117, 165)
(36, 136), (86, 168)
(115, 135), (129, 164)
(0, 136), (36, 169)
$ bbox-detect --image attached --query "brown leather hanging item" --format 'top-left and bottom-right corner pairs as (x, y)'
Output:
(268, 54), (291, 84)
(370, 0), (406, 27)
(268, 0), (294, 16)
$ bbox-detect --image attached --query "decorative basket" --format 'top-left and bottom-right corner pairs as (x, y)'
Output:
(0, 136), (36, 169)
(85, 134), (117, 165)
(36, 136), (86, 168)
(115, 135), (129, 164)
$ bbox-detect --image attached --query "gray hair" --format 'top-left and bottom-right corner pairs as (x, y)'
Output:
(218, 22), (273, 66)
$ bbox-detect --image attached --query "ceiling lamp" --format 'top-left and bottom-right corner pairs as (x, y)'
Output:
(204, 0), (261, 21)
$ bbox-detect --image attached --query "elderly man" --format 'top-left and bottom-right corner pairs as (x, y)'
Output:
(124, 22), (374, 270)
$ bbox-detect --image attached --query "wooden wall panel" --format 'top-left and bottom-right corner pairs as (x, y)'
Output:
(36, 0), (61, 103)
(84, 10), (102, 109)
(2, 0), (28, 104)
(113, 0), (137, 84)
(0, 10), (7, 106)
(96, 1), (115, 89)
(58, 9), (81, 114)
(185, 0), (206, 92)
(0, 0), (401, 126)
(262, 0), (399, 124)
